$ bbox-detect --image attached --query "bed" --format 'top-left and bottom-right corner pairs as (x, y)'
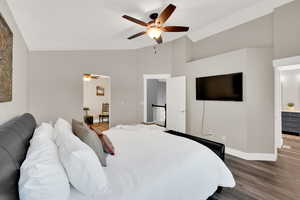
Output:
(69, 125), (235, 200)
(0, 114), (235, 200)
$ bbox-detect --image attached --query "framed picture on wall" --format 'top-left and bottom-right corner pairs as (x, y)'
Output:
(0, 14), (13, 103)
(96, 86), (104, 96)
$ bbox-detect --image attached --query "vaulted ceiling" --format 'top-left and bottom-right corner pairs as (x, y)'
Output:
(6, 0), (292, 50)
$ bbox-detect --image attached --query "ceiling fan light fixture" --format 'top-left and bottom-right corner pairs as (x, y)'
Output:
(83, 74), (91, 82)
(147, 27), (162, 39)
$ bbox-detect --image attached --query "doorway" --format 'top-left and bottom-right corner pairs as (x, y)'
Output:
(144, 74), (186, 133)
(274, 56), (300, 158)
(144, 74), (170, 127)
(83, 74), (111, 131)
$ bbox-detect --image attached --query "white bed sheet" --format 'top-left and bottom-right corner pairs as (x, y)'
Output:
(69, 124), (235, 200)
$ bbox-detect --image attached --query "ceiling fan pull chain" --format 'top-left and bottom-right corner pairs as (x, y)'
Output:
(153, 45), (159, 54)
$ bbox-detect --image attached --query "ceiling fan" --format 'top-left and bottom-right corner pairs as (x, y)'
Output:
(122, 4), (189, 44)
(83, 74), (100, 81)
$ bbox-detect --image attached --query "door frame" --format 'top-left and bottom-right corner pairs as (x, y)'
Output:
(273, 55), (300, 158)
(82, 73), (111, 128)
(143, 74), (171, 123)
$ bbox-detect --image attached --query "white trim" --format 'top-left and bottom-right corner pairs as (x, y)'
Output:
(273, 56), (300, 68)
(143, 74), (171, 79)
(143, 74), (171, 123)
(274, 68), (283, 150)
(273, 56), (300, 157)
(188, 0), (294, 42)
(226, 147), (277, 161)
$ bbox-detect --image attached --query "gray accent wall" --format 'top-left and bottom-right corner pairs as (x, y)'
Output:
(190, 0), (300, 61)
(178, 48), (274, 154)
(29, 50), (139, 126)
(136, 44), (173, 122)
(191, 14), (273, 61)
(274, 0), (300, 59)
(28, 46), (173, 125)
(0, 0), (29, 124)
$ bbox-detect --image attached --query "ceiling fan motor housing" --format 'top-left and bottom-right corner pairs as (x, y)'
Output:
(149, 13), (159, 20)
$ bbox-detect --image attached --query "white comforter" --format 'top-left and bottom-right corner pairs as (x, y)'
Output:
(69, 125), (235, 200)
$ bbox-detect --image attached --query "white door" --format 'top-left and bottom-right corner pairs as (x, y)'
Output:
(166, 76), (186, 133)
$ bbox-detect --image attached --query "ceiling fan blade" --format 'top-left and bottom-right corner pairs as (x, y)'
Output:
(156, 4), (176, 25)
(122, 15), (148, 27)
(128, 31), (146, 40)
(155, 36), (163, 44)
(161, 26), (189, 32)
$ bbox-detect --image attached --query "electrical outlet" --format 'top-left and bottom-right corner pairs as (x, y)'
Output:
(202, 129), (214, 137)
(207, 129), (214, 136)
(221, 136), (226, 144)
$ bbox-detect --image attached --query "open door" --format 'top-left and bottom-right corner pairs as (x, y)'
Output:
(166, 76), (186, 133)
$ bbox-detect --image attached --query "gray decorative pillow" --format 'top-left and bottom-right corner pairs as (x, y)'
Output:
(72, 119), (83, 136)
(72, 119), (107, 167)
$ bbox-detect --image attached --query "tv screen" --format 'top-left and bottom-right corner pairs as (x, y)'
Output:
(196, 72), (243, 101)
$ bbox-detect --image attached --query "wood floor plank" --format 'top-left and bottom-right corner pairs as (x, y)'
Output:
(212, 135), (300, 200)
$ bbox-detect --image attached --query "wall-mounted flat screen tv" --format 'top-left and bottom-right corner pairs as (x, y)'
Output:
(196, 72), (243, 101)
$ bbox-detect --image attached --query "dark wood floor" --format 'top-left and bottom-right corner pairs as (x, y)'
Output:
(211, 134), (300, 200)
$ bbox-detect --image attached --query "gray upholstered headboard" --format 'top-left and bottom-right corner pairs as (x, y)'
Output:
(0, 113), (36, 200)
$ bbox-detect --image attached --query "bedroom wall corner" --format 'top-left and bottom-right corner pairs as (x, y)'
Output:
(245, 48), (274, 154)
(0, 0), (29, 124)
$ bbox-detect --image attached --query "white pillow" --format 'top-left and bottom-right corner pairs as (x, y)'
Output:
(55, 118), (108, 197)
(53, 118), (71, 139)
(32, 122), (54, 140)
(19, 123), (70, 200)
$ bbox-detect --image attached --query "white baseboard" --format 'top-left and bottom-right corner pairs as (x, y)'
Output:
(226, 147), (277, 161)
(277, 137), (283, 149)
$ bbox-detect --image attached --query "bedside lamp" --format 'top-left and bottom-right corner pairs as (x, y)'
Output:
(83, 107), (93, 126)
(83, 107), (90, 117)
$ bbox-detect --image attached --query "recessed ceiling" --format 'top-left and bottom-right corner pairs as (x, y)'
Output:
(7, 0), (264, 50)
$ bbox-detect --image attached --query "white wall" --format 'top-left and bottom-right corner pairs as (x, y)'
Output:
(0, 0), (29, 124)
(83, 77), (110, 119)
(281, 69), (300, 110)
(182, 48), (274, 154)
